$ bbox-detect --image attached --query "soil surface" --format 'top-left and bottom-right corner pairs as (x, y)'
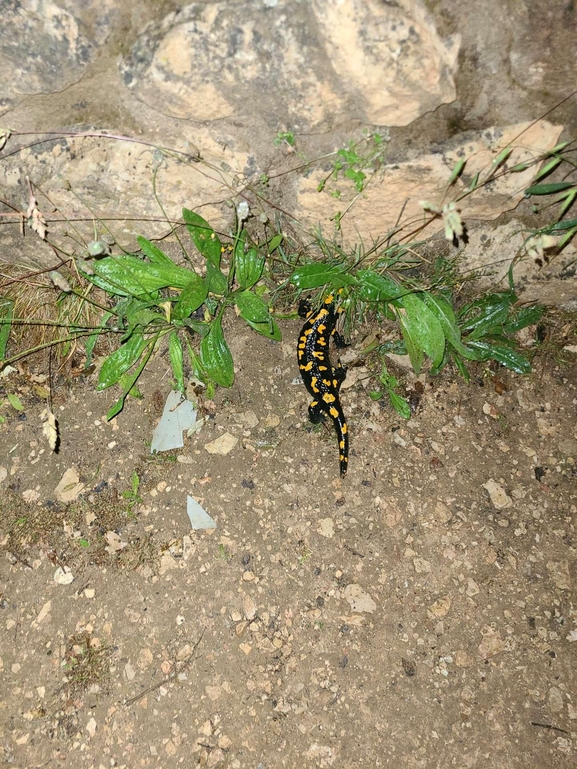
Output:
(1, 316), (576, 768)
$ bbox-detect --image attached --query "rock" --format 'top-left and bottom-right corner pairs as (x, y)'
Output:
(242, 595), (257, 621)
(483, 479), (512, 509)
(478, 625), (506, 659)
(204, 433), (238, 455)
(86, 717), (97, 737)
(343, 584), (377, 614)
(427, 596), (452, 619)
(317, 518), (335, 538)
(546, 561), (572, 591)
(54, 566), (74, 585)
(413, 558), (432, 573)
(466, 578), (480, 597)
(548, 687), (564, 714)
(235, 411), (259, 428)
(54, 468), (85, 503)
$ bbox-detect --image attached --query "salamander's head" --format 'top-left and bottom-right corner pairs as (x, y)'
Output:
(298, 298), (312, 319)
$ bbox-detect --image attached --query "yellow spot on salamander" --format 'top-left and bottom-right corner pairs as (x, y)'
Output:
(322, 392), (336, 404)
(341, 423), (347, 434)
(318, 365), (328, 371)
(303, 328), (313, 336)
(340, 454), (346, 461)
(300, 361), (313, 372)
(333, 380), (338, 388)
(316, 308), (329, 319)
(310, 376), (319, 393)
(298, 341), (306, 349)
(324, 294), (334, 304)
(329, 406), (339, 419)
(313, 351), (324, 359)
(317, 324), (326, 335)
(298, 349), (304, 359)
(322, 379), (332, 387)
(317, 337), (326, 346)
(339, 440), (345, 449)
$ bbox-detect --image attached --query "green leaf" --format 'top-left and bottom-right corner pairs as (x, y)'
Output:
(466, 340), (532, 374)
(137, 236), (175, 267)
(88, 255), (195, 297)
(467, 171), (480, 191)
(559, 190), (577, 218)
(0, 298), (14, 360)
(244, 317), (282, 341)
(397, 311), (424, 375)
(234, 291), (270, 323)
(448, 158), (466, 185)
(389, 391), (411, 420)
(525, 181), (575, 196)
(291, 263), (348, 290)
(532, 156), (562, 183)
(356, 269), (402, 305)
(550, 218), (577, 231)
(453, 354), (471, 382)
(268, 234), (283, 252)
(236, 245), (265, 290)
(200, 316), (234, 387)
(106, 340), (156, 420)
(399, 293), (446, 370)
(168, 332), (185, 393)
(421, 293), (477, 359)
(459, 292), (514, 338)
(490, 146), (512, 172)
(7, 393), (24, 411)
(205, 261), (228, 295)
(173, 275), (208, 319)
(557, 225), (577, 250)
(97, 332), (149, 390)
(182, 208), (222, 268)
(503, 305), (544, 333)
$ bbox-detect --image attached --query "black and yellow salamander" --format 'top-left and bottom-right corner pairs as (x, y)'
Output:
(297, 293), (349, 477)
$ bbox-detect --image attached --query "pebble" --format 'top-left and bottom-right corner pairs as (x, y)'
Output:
(343, 584), (377, 614)
(317, 518), (335, 538)
(242, 571), (255, 582)
(483, 479), (512, 509)
(204, 433), (238, 455)
(427, 596), (451, 618)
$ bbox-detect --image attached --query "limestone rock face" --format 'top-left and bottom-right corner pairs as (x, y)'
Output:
(119, 0), (459, 128)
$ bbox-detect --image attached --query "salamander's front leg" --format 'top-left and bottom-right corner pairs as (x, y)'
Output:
(308, 400), (324, 424)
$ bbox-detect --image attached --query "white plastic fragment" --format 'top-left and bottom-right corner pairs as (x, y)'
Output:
(187, 495), (217, 530)
(151, 390), (197, 453)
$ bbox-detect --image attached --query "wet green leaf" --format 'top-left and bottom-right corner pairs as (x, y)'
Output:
(106, 341), (156, 420)
(200, 316), (234, 387)
(97, 332), (149, 390)
(168, 332), (184, 393)
(421, 293), (476, 359)
(234, 291), (270, 323)
(136, 236), (175, 267)
(503, 305), (544, 333)
(205, 261), (228, 295)
(532, 156), (562, 183)
(244, 317), (282, 341)
(466, 340), (532, 374)
(399, 293), (446, 370)
(236, 245), (265, 290)
(291, 263), (348, 290)
(448, 158), (466, 185)
(356, 269), (402, 305)
(173, 275), (208, 319)
(88, 255), (195, 297)
(183, 208), (222, 268)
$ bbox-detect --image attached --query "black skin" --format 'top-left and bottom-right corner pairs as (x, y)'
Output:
(297, 294), (349, 477)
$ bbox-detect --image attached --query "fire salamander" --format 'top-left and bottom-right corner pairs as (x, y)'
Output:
(297, 293), (349, 477)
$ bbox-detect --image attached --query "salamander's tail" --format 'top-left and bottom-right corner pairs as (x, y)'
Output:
(332, 407), (349, 477)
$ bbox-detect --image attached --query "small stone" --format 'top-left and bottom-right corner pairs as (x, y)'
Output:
(242, 571), (255, 582)
(413, 558), (432, 574)
(343, 584), (377, 614)
(165, 739), (177, 756)
(547, 561), (572, 591)
(35, 600), (51, 624)
(204, 433), (238, 455)
(207, 748), (225, 767)
(317, 518), (335, 538)
(427, 596), (451, 619)
(262, 413), (280, 428)
(104, 530), (127, 553)
(483, 479), (512, 509)
(230, 610), (242, 622)
(124, 661), (136, 681)
(235, 411), (259, 428)
(466, 578), (480, 597)
(54, 566), (74, 585)
(239, 642), (252, 655)
(455, 650), (474, 667)
(548, 686), (564, 714)
(84, 588), (95, 599)
(14, 733), (30, 745)
(86, 717), (97, 737)
(176, 644), (192, 661)
(218, 735), (232, 749)
(54, 468), (85, 502)
(159, 553), (179, 575)
(478, 626), (506, 659)
(243, 595), (257, 621)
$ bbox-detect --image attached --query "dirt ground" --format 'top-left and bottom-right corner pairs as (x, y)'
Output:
(1, 312), (576, 769)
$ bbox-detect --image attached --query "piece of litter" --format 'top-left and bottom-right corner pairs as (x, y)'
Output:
(151, 390), (197, 453)
(187, 495), (217, 530)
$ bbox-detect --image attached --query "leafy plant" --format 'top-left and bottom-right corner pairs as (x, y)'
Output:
(79, 208), (279, 420)
(369, 362), (411, 419)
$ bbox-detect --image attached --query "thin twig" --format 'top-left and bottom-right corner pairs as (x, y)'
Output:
(123, 628), (206, 707)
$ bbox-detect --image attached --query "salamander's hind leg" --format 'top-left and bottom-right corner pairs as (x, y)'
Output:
(308, 400), (324, 424)
(333, 362), (347, 389)
(331, 329), (349, 349)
